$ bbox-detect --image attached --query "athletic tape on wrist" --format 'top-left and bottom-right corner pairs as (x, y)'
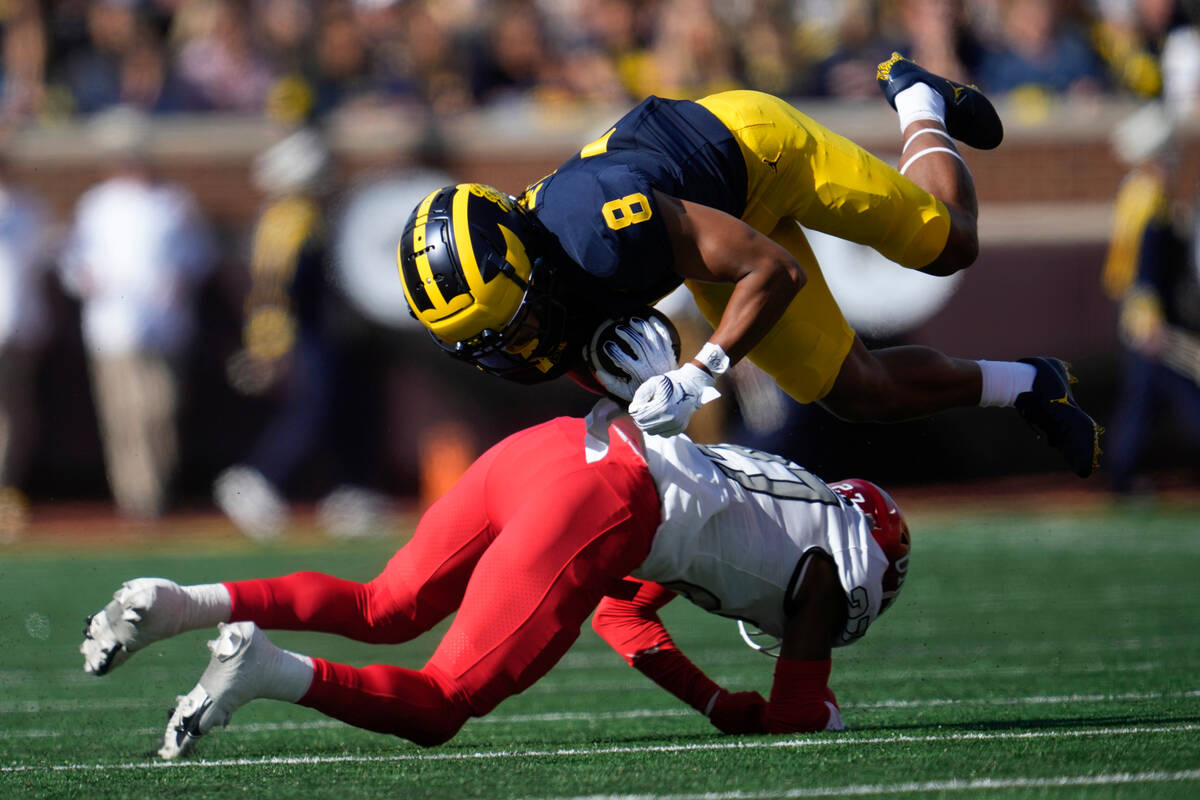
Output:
(695, 342), (730, 376)
(899, 146), (966, 176)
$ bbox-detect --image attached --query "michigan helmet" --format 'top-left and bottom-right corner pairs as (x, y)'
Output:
(829, 479), (911, 615)
(398, 183), (570, 383)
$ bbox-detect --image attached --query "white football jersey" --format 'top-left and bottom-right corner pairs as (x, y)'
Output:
(629, 427), (891, 647)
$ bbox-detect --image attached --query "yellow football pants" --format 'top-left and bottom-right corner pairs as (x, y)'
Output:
(693, 90), (952, 403)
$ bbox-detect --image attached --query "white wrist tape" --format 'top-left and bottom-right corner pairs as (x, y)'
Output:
(695, 342), (730, 376)
(899, 146), (966, 176)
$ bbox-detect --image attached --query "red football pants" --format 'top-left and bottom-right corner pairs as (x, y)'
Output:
(225, 417), (660, 746)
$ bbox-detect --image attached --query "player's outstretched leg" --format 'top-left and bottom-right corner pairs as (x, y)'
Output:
(876, 52), (1003, 150)
(1014, 358), (1104, 478)
(872, 53), (990, 277)
(80, 578), (230, 676)
(159, 621), (313, 760)
(824, 342), (1103, 478)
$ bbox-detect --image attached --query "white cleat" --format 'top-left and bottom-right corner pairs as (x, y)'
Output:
(158, 686), (219, 761)
(80, 578), (191, 676)
(159, 621), (278, 760)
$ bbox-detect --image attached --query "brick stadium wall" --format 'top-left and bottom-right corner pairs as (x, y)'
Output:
(6, 99), (1196, 496)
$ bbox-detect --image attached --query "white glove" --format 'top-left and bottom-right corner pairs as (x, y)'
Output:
(629, 363), (721, 436)
(592, 316), (680, 401)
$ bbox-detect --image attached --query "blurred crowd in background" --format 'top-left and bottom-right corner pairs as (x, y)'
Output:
(2, 0), (1200, 541)
(1, 0), (1200, 123)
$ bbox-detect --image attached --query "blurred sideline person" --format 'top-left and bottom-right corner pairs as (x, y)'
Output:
(0, 154), (52, 539)
(80, 314), (907, 755)
(1103, 105), (1200, 494)
(212, 128), (387, 540)
(398, 55), (1103, 478)
(59, 110), (215, 519)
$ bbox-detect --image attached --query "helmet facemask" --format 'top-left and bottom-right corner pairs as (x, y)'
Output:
(435, 255), (575, 384)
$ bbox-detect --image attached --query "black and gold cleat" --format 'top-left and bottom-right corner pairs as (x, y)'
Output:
(876, 52), (1004, 150)
(1014, 358), (1104, 478)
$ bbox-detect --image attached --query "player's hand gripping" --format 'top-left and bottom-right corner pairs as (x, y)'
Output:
(592, 315), (680, 401)
(708, 689), (768, 735)
(629, 363), (720, 436)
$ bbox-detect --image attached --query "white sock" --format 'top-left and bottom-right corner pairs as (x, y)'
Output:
(264, 645), (314, 703)
(894, 83), (946, 132)
(181, 583), (233, 630)
(977, 360), (1037, 407)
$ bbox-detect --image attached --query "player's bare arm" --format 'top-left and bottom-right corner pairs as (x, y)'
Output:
(654, 190), (806, 368)
(778, 553), (845, 662)
(760, 552), (848, 733)
(621, 191), (810, 436)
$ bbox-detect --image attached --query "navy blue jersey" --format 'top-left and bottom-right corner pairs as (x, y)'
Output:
(521, 96), (746, 307)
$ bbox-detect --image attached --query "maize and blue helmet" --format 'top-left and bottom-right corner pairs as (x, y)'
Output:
(397, 183), (573, 383)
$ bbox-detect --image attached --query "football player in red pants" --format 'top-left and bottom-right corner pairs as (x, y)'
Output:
(80, 319), (908, 758)
(80, 409), (907, 758)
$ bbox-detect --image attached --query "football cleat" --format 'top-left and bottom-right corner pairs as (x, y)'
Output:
(81, 578), (191, 676)
(876, 52), (1004, 150)
(159, 621), (275, 760)
(159, 689), (214, 761)
(1014, 358), (1104, 478)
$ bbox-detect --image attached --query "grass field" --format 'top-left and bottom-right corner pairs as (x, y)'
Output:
(3, 501), (1200, 799)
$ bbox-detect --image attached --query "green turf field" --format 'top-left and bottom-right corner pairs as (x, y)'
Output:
(3, 504), (1200, 799)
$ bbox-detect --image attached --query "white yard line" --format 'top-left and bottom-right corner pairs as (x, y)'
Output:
(2, 722), (1199, 773)
(3, 687), (1197, 724)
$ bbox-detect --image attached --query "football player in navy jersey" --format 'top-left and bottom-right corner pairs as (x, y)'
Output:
(397, 54), (1102, 478)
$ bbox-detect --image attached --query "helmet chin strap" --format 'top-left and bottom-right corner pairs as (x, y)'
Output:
(495, 258), (531, 292)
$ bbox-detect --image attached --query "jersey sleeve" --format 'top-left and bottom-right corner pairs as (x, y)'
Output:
(592, 579), (677, 665)
(537, 163), (676, 295)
